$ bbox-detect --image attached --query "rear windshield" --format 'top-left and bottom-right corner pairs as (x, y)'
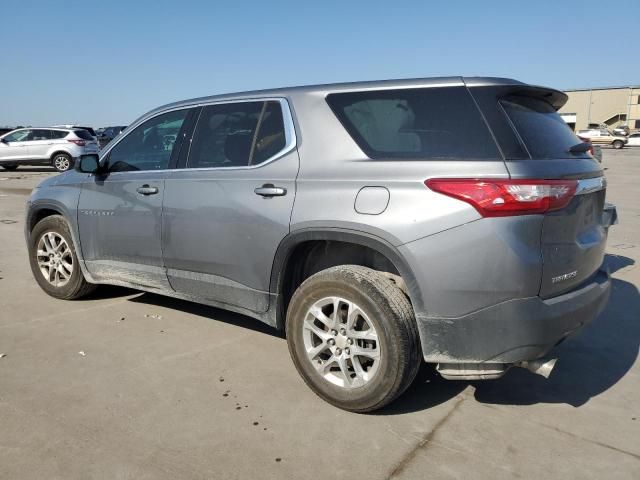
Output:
(326, 87), (500, 160)
(78, 127), (96, 136)
(500, 96), (590, 159)
(73, 129), (94, 141)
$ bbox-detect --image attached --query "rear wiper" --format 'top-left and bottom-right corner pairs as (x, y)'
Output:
(568, 142), (591, 154)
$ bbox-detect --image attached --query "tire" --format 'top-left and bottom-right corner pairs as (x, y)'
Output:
(28, 215), (96, 299)
(1, 165), (18, 171)
(51, 153), (73, 172)
(286, 265), (421, 412)
(612, 140), (624, 149)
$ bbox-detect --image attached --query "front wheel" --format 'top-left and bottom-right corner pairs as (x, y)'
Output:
(612, 140), (624, 149)
(286, 265), (421, 412)
(28, 215), (96, 299)
(1, 165), (18, 171)
(52, 153), (73, 172)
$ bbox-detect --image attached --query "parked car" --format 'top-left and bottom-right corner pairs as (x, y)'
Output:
(98, 125), (127, 149)
(612, 125), (630, 136)
(25, 77), (616, 412)
(577, 135), (603, 162)
(577, 128), (628, 148)
(626, 132), (640, 146)
(0, 128), (99, 172)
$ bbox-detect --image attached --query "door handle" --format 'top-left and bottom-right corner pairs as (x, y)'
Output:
(136, 184), (159, 195)
(254, 183), (287, 197)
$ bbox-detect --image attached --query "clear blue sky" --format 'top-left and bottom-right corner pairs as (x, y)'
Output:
(2, 0), (638, 127)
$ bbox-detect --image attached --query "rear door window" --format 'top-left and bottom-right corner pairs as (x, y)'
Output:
(326, 87), (500, 160)
(187, 100), (287, 168)
(50, 130), (68, 139)
(500, 96), (590, 159)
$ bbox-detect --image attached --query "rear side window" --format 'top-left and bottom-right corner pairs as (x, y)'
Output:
(74, 129), (94, 141)
(187, 100), (287, 168)
(500, 96), (590, 159)
(326, 87), (500, 160)
(50, 130), (68, 139)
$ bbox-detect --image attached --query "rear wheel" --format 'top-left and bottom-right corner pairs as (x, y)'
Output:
(28, 215), (96, 299)
(52, 153), (72, 172)
(1, 165), (18, 171)
(286, 265), (421, 412)
(612, 140), (624, 149)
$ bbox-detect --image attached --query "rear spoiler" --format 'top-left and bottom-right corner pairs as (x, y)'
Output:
(463, 78), (568, 110)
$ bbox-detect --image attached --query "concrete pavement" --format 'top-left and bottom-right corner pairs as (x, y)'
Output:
(0, 151), (638, 479)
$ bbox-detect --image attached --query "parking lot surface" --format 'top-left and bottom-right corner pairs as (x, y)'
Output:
(1, 150), (639, 479)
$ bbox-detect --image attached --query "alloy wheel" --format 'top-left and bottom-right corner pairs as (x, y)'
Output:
(36, 232), (73, 287)
(53, 155), (71, 171)
(303, 296), (381, 388)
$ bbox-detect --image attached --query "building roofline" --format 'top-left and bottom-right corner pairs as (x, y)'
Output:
(563, 85), (640, 92)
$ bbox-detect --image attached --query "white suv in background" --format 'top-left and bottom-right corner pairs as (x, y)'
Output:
(0, 128), (99, 172)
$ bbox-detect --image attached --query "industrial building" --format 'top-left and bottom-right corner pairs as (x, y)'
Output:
(559, 85), (640, 132)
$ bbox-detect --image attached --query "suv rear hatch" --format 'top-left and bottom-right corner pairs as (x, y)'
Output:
(469, 83), (608, 298)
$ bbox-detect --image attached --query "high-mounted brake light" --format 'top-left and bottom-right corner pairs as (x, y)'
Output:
(67, 139), (86, 146)
(425, 178), (578, 217)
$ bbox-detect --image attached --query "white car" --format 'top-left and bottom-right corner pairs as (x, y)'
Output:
(0, 128), (99, 172)
(626, 132), (640, 146)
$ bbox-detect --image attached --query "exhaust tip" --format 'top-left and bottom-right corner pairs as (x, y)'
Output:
(516, 358), (557, 379)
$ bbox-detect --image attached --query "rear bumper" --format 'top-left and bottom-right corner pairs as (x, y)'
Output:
(417, 267), (611, 364)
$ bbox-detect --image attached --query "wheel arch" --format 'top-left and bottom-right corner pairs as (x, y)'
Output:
(26, 200), (95, 282)
(269, 228), (424, 330)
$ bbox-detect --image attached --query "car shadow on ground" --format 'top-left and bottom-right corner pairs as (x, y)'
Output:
(0, 167), (56, 174)
(128, 291), (284, 339)
(84, 254), (637, 414)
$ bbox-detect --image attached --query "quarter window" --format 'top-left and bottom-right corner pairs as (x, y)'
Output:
(187, 101), (287, 169)
(108, 109), (188, 172)
(327, 87), (500, 160)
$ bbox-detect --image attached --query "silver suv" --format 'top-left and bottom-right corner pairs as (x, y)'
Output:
(25, 77), (616, 412)
(0, 128), (99, 172)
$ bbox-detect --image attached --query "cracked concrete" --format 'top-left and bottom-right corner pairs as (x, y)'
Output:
(1, 147), (639, 479)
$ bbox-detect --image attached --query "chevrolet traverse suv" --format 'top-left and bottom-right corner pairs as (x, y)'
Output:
(1, 128), (99, 172)
(25, 77), (616, 412)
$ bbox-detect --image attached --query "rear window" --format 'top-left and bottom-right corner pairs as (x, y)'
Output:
(76, 127), (96, 136)
(326, 87), (500, 160)
(500, 96), (590, 159)
(73, 129), (94, 141)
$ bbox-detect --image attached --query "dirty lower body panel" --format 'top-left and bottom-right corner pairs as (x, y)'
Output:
(416, 268), (611, 364)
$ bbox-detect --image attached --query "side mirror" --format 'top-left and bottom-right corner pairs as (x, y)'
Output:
(0, 137), (7, 144)
(75, 154), (100, 174)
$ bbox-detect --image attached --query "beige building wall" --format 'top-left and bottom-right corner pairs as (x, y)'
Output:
(559, 86), (640, 132)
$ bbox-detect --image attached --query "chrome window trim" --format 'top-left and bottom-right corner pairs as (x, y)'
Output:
(100, 98), (297, 175)
(575, 176), (606, 195)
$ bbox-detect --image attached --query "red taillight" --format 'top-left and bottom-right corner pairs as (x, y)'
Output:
(67, 139), (86, 146)
(425, 178), (578, 217)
